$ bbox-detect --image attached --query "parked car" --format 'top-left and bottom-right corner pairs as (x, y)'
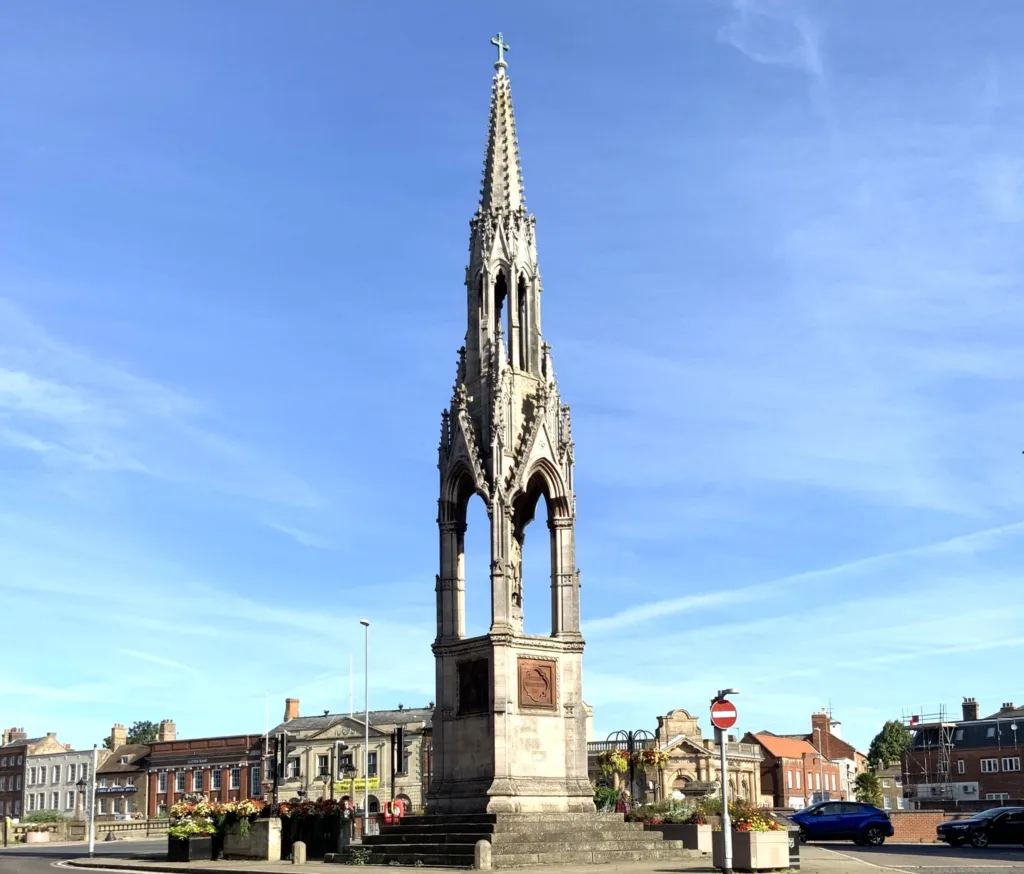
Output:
(790, 801), (895, 846)
(937, 807), (1024, 848)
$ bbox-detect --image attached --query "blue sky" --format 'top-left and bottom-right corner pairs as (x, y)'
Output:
(3, 0), (1024, 755)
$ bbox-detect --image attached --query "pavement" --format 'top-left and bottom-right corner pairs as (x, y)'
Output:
(4, 840), (1024, 874)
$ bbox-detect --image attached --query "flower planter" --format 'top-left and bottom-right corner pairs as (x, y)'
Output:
(222, 818), (282, 861)
(24, 831), (51, 844)
(168, 835), (214, 862)
(712, 830), (789, 872)
(646, 822), (712, 853)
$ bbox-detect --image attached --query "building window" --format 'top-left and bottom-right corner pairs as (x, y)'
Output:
(80, 763), (87, 781)
(897, 797), (905, 810)
(212, 770), (222, 791)
(28, 794), (36, 812)
(175, 772), (185, 793)
(787, 771), (793, 789)
(882, 779), (890, 788)
(37, 793), (44, 810)
(13, 801), (19, 816)
(158, 773), (167, 793)
(957, 760), (965, 774)
(127, 777), (136, 787)
(954, 728), (964, 741)
(121, 756), (130, 765)
(288, 757), (300, 779)
(39, 766), (46, 784)
(367, 752), (378, 778)
(981, 758), (1000, 773)
(158, 803), (168, 815)
(883, 796), (892, 810)
(986, 793), (1010, 801)
(368, 795), (380, 813)
(1002, 757), (1021, 772)
(193, 771), (204, 792)
(113, 798), (123, 814)
(796, 771), (801, 790)
(53, 765), (61, 783)
(250, 766), (261, 797)
(230, 768), (241, 790)
(987, 726), (996, 738)
(51, 791), (59, 809)
(15, 776), (20, 790)
(0, 756), (5, 767)
(68, 764), (76, 783)
(0, 777), (5, 791)
(29, 767), (36, 785)
(317, 755), (329, 778)
(99, 778), (107, 788)
(98, 799), (106, 815)
(66, 791), (75, 809)
(831, 774), (836, 791)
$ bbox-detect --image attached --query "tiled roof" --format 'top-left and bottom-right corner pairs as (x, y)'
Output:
(270, 707), (433, 737)
(751, 732), (827, 761)
(781, 731), (860, 760)
(97, 745), (150, 774)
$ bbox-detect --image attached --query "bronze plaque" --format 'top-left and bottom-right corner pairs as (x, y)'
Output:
(457, 658), (490, 716)
(518, 658), (556, 709)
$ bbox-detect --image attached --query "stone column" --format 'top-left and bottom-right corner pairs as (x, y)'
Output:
(549, 517), (579, 636)
(437, 519), (462, 640)
(489, 503), (512, 633)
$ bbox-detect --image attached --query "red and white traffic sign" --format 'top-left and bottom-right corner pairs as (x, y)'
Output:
(710, 699), (738, 730)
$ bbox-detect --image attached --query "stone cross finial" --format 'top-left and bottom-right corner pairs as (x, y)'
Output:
(491, 32), (510, 70)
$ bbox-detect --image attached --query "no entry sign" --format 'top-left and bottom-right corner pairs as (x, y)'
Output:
(710, 699), (738, 730)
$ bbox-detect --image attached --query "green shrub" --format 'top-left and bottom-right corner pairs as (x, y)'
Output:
(23, 812), (70, 824)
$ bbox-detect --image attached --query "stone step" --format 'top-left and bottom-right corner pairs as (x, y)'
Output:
(364, 832), (492, 845)
(492, 839), (685, 854)
(493, 847), (701, 867)
(395, 813), (626, 825)
(375, 825), (648, 843)
(490, 830), (665, 844)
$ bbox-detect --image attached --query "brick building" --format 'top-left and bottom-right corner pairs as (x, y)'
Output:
(96, 723), (151, 821)
(745, 732), (842, 809)
(1, 729), (28, 819)
(145, 724), (264, 817)
(904, 698), (1024, 806)
(778, 711), (866, 803)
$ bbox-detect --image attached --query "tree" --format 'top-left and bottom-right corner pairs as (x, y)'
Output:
(867, 720), (912, 770)
(854, 771), (883, 807)
(103, 720), (160, 749)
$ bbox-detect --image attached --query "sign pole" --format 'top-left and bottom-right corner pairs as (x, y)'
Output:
(87, 745), (97, 858)
(711, 691), (739, 874)
(718, 727), (732, 874)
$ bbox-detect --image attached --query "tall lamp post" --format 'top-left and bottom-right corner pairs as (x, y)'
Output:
(360, 619), (370, 835)
(606, 729), (655, 801)
(88, 745), (98, 858)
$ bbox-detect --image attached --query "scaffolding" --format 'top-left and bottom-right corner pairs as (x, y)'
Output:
(903, 704), (956, 801)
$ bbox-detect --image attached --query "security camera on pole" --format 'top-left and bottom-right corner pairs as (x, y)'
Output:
(711, 690), (739, 874)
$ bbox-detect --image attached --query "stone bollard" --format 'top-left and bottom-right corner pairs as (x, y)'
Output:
(292, 840), (307, 865)
(474, 839), (492, 871)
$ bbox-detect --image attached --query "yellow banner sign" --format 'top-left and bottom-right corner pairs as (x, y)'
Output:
(333, 777), (380, 793)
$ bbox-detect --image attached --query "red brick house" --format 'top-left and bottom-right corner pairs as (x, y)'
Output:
(744, 732), (842, 809)
(777, 711), (865, 804)
(0, 729), (28, 819)
(145, 727), (264, 817)
(904, 698), (1024, 806)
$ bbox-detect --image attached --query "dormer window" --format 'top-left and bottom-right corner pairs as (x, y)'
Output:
(120, 757), (130, 765)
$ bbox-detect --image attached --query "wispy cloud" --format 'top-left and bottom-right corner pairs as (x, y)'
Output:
(268, 523), (334, 550)
(119, 649), (198, 674)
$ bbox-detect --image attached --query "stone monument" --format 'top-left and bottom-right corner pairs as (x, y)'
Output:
(427, 31), (592, 816)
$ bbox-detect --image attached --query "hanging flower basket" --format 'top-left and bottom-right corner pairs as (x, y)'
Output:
(597, 749), (629, 775)
(632, 748), (669, 770)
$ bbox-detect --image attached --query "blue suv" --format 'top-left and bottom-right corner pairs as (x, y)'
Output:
(790, 801), (895, 846)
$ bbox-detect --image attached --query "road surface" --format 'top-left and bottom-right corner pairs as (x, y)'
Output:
(0, 839), (164, 874)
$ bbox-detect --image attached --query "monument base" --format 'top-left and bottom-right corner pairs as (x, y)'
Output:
(354, 813), (702, 868)
(427, 776), (597, 815)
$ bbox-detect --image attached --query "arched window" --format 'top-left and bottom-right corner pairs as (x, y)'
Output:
(494, 271), (507, 346)
(368, 795), (380, 814)
(517, 274), (528, 370)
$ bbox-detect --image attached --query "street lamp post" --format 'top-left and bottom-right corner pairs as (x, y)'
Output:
(360, 619), (370, 835)
(88, 745), (98, 858)
(606, 729), (655, 802)
(714, 689), (739, 874)
(814, 727), (826, 802)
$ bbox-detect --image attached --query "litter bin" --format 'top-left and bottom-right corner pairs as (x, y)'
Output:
(787, 828), (800, 869)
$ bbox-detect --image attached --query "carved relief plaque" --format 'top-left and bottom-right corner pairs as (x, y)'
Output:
(518, 658), (557, 710)
(457, 658), (490, 716)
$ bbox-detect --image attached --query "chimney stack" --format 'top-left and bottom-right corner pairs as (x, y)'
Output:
(1001, 702), (1015, 713)
(1, 728), (10, 746)
(284, 698), (300, 722)
(157, 719), (176, 742)
(811, 711), (831, 759)
(111, 724), (127, 749)
(962, 697), (979, 722)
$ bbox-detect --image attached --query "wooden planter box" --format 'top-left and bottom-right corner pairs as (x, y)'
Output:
(712, 830), (789, 872)
(646, 823), (712, 853)
(168, 835), (214, 862)
(222, 818), (282, 861)
(24, 831), (51, 844)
